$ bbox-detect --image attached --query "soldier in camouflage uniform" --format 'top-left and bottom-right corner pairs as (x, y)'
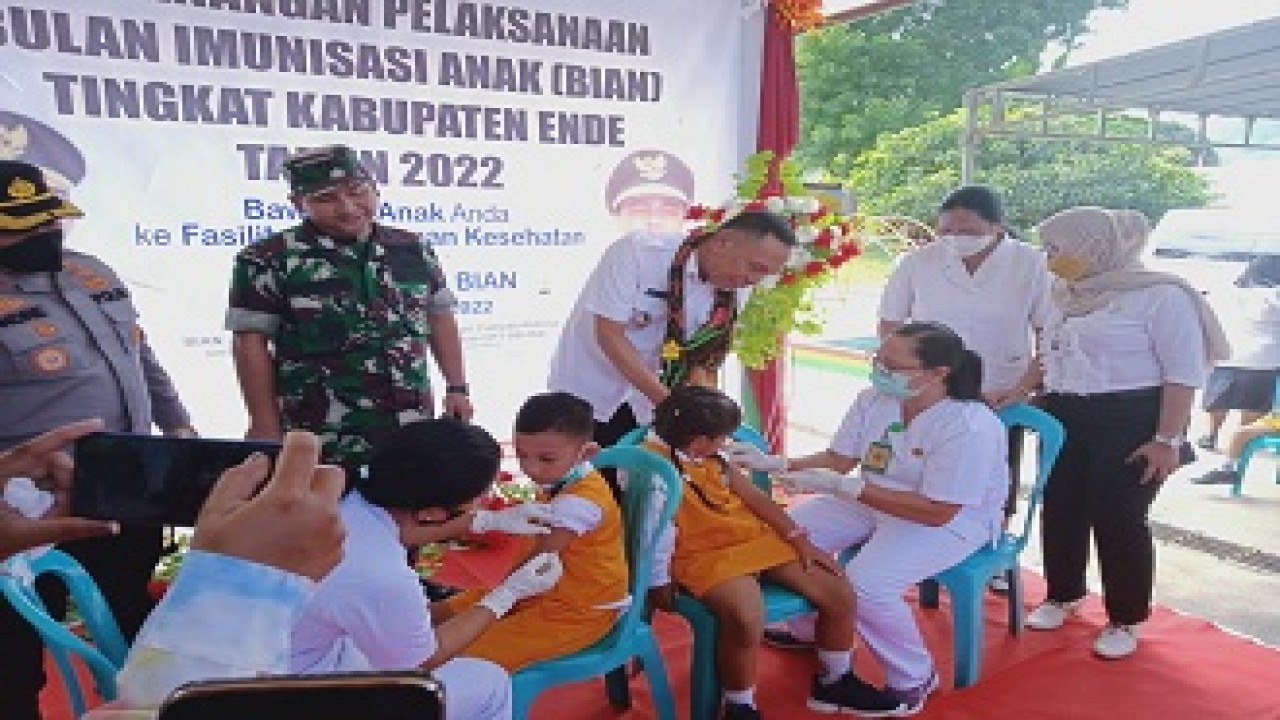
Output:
(226, 146), (471, 477)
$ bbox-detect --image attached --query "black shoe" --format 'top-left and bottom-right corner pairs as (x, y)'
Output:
(1190, 468), (1238, 485)
(419, 577), (462, 601)
(763, 627), (815, 650)
(722, 702), (762, 720)
(808, 672), (909, 717)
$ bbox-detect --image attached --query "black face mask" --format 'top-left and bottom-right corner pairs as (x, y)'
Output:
(0, 226), (64, 273)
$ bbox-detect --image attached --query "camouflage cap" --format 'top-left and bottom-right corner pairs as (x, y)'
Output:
(0, 160), (83, 232)
(283, 145), (374, 198)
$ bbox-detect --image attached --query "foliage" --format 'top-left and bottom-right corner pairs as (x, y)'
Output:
(774, 0), (824, 31)
(795, 0), (1128, 177)
(847, 110), (1212, 230)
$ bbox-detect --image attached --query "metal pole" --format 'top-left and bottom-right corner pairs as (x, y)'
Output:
(961, 90), (979, 183)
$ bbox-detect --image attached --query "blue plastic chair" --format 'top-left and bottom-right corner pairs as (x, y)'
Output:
(1231, 378), (1280, 497)
(511, 445), (681, 720)
(917, 403), (1065, 688)
(618, 424), (825, 720)
(0, 549), (129, 718)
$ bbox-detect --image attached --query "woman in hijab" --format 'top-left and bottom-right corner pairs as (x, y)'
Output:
(1026, 206), (1230, 659)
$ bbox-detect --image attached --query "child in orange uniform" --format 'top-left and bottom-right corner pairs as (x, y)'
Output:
(438, 392), (628, 671)
(644, 386), (863, 720)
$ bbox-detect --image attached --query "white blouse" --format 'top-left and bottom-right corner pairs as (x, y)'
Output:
(878, 239), (1051, 393)
(829, 389), (1008, 519)
(1041, 284), (1208, 394)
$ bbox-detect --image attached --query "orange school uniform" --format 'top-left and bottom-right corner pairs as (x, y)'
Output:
(644, 440), (797, 598)
(442, 471), (628, 671)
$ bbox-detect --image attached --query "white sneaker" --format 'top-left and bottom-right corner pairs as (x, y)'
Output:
(1093, 624), (1140, 659)
(1026, 599), (1084, 630)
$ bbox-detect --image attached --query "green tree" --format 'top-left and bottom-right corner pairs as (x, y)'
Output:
(796, 0), (1127, 177)
(848, 110), (1211, 230)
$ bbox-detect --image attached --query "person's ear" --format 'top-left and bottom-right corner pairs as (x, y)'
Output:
(580, 441), (601, 462)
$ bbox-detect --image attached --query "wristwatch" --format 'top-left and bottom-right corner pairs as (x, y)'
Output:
(445, 384), (470, 396)
(1152, 433), (1183, 448)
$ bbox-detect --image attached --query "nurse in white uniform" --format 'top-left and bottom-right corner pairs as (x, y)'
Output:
(878, 186), (1049, 548)
(728, 322), (1008, 717)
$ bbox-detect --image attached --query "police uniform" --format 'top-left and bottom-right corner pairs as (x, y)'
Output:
(226, 194), (454, 475)
(438, 470), (628, 671)
(0, 161), (193, 720)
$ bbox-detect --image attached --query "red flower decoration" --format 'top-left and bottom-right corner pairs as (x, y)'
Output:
(710, 307), (732, 325)
(779, 272), (798, 286)
(744, 201), (767, 212)
(686, 205), (708, 220)
(804, 261), (825, 277)
(709, 208), (726, 223)
(812, 229), (833, 249)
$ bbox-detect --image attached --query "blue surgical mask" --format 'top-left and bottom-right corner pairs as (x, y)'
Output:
(870, 363), (919, 399)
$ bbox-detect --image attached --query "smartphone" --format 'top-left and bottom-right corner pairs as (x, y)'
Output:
(157, 672), (444, 720)
(71, 433), (283, 526)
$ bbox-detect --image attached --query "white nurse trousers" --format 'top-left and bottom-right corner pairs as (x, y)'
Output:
(784, 495), (993, 690)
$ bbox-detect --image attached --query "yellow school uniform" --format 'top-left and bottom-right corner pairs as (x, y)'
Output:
(644, 440), (796, 598)
(442, 471), (628, 671)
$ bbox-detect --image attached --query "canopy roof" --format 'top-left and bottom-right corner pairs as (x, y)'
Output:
(966, 16), (1280, 154)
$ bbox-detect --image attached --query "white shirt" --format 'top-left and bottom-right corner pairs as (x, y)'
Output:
(1042, 284), (1208, 394)
(547, 231), (744, 423)
(878, 239), (1051, 392)
(1210, 286), (1280, 368)
(829, 391), (1008, 533)
(289, 491), (438, 674)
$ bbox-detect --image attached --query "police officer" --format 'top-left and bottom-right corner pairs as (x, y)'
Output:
(225, 145), (471, 478)
(0, 160), (195, 720)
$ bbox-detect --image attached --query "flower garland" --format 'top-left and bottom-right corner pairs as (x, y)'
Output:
(772, 0), (825, 32)
(683, 151), (862, 369)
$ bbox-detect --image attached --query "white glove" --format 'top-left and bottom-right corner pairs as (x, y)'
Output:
(723, 442), (786, 472)
(470, 503), (557, 535)
(479, 552), (564, 618)
(778, 469), (865, 502)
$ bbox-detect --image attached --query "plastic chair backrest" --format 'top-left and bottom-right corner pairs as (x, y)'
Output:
(617, 424), (772, 492)
(995, 403), (1066, 555)
(590, 445), (683, 643)
(0, 549), (128, 715)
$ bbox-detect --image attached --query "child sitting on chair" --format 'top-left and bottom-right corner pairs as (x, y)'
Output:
(643, 385), (863, 720)
(436, 392), (629, 671)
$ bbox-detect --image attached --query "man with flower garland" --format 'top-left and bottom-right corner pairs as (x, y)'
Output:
(548, 209), (797, 451)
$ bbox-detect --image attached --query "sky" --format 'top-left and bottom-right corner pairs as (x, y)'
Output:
(1064, 0), (1280, 66)
(1060, 0), (1280, 208)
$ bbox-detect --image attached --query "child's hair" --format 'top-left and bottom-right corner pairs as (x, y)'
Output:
(514, 392), (594, 439)
(894, 321), (984, 401)
(652, 385), (742, 449)
(363, 418), (501, 510)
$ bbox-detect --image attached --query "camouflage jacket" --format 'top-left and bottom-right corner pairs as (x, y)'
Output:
(225, 222), (453, 469)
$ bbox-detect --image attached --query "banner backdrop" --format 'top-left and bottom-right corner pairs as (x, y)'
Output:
(0, 1), (764, 437)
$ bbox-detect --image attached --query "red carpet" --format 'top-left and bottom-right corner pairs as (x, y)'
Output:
(43, 557), (1280, 719)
